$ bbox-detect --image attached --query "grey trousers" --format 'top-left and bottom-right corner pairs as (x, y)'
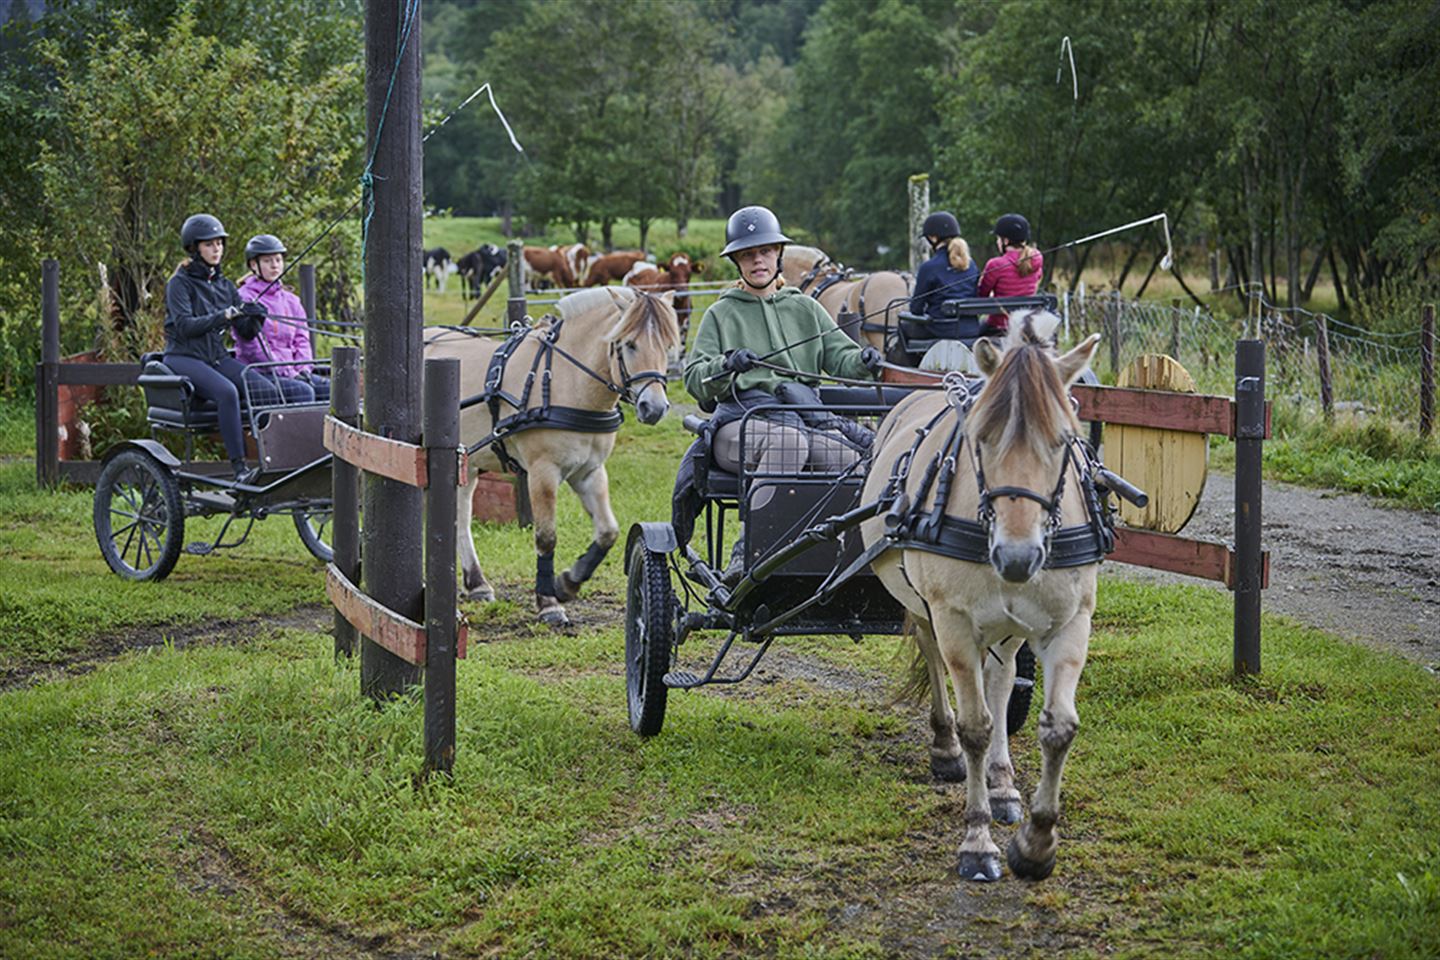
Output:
(713, 418), (860, 496)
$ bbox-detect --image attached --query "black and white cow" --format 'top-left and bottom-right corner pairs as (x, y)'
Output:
(423, 247), (458, 293)
(456, 244), (508, 299)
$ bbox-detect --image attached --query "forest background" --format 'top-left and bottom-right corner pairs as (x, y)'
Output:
(0, 0), (1436, 387)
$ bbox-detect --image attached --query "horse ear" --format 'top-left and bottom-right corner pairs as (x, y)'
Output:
(606, 286), (630, 307)
(660, 290), (675, 305)
(1056, 333), (1102, 385)
(975, 337), (1003, 376)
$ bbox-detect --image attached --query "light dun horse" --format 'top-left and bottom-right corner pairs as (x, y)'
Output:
(860, 313), (1103, 882)
(781, 245), (913, 353)
(424, 287), (680, 626)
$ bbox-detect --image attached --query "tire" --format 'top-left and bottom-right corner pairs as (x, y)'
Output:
(1006, 641), (1037, 735)
(94, 449), (185, 581)
(625, 543), (675, 737)
(293, 506), (333, 563)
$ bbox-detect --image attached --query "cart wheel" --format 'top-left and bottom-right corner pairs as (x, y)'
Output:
(625, 543), (675, 737)
(293, 507), (333, 563)
(94, 449), (185, 581)
(1006, 641), (1037, 735)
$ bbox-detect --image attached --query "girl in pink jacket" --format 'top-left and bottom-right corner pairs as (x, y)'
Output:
(977, 213), (1044, 334)
(234, 234), (329, 402)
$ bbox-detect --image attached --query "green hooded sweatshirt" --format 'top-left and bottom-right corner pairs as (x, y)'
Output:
(684, 286), (873, 406)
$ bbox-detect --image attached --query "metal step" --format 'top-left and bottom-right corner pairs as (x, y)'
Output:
(663, 670), (703, 689)
(185, 541), (215, 556)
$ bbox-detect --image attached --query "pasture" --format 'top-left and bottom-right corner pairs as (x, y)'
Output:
(1, 384), (1437, 958)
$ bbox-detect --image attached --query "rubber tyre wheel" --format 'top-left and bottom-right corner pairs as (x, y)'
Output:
(293, 507), (334, 563)
(94, 449), (185, 581)
(1006, 641), (1037, 735)
(625, 544), (675, 737)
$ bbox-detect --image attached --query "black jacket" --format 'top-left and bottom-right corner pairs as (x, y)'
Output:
(164, 259), (240, 364)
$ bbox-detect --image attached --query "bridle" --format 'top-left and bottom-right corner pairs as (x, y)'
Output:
(970, 439), (1080, 554)
(606, 292), (670, 406)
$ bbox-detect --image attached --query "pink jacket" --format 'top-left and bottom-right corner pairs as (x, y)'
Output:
(235, 274), (314, 377)
(977, 248), (1044, 330)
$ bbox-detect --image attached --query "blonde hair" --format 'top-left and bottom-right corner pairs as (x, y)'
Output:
(944, 237), (971, 271)
(1013, 243), (1040, 277)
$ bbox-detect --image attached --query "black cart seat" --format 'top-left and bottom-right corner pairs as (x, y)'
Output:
(137, 352), (250, 430)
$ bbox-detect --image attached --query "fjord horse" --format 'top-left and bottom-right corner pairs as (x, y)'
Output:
(424, 287), (680, 626)
(860, 313), (1102, 882)
(781, 245), (912, 352)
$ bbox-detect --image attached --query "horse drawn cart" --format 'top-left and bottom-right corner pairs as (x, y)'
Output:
(92, 354), (335, 581)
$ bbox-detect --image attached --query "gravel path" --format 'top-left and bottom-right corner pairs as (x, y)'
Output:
(1106, 472), (1440, 670)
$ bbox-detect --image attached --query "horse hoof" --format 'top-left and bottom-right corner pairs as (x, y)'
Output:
(930, 754), (966, 783)
(554, 570), (581, 603)
(991, 797), (1023, 825)
(956, 850), (1003, 883)
(1006, 836), (1056, 882)
(464, 583), (496, 603)
(538, 605), (571, 629)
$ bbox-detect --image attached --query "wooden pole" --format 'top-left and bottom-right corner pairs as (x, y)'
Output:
(1421, 303), (1434, 439)
(1315, 314), (1333, 422)
(907, 173), (930, 275)
(459, 268), (507, 326)
(1233, 339), (1265, 675)
(1106, 291), (1121, 375)
(506, 238), (526, 326)
(37, 259), (60, 487)
(331, 346), (361, 658)
(361, 0), (424, 699)
(423, 356), (459, 775)
(299, 264), (317, 323)
(1169, 298), (1182, 360)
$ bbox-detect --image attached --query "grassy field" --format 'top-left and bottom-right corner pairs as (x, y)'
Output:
(2, 381), (1438, 957)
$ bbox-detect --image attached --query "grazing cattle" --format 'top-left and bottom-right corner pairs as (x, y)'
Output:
(456, 244), (508, 298)
(522, 245), (576, 290)
(559, 243), (591, 286)
(583, 249), (650, 286)
(423, 247), (458, 293)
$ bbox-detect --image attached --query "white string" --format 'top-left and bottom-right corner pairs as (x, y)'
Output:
(422, 81), (525, 154)
(1057, 37), (1077, 101)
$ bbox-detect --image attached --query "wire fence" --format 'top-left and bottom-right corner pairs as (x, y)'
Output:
(1062, 287), (1435, 434)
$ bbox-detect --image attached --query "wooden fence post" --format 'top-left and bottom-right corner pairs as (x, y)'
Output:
(907, 173), (930, 274)
(37, 259), (60, 487)
(331, 346), (361, 658)
(1106, 291), (1122, 375)
(423, 356), (460, 775)
(1169, 298), (1182, 360)
(506, 238), (526, 326)
(299, 264), (317, 323)
(1315, 314), (1334, 422)
(1233, 339), (1266, 675)
(1421, 303), (1434, 439)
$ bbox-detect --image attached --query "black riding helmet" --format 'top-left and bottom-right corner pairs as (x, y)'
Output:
(244, 234), (286, 262)
(920, 211), (961, 241)
(720, 205), (793, 258)
(994, 213), (1031, 244)
(181, 213), (228, 254)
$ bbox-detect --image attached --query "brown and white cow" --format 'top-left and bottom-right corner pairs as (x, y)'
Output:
(624, 252), (704, 357)
(583, 249), (650, 286)
(522, 245), (577, 290)
(559, 243), (590, 286)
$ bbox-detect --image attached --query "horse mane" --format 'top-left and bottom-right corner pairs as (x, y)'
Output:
(556, 285), (679, 348)
(783, 244), (830, 270)
(967, 312), (1078, 459)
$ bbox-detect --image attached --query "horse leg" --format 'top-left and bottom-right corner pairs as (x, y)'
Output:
(1007, 614), (1091, 882)
(456, 471), (495, 602)
(984, 637), (1025, 825)
(932, 606), (1002, 883)
(912, 616), (965, 783)
(526, 463), (569, 628)
(555, 464), (618, 603)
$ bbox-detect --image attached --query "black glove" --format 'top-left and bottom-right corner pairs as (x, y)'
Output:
(240, 301), (267, 318)
(859, 345), (883, 374)
(233, 303), (266, 341)
(723, 348), (758, 374)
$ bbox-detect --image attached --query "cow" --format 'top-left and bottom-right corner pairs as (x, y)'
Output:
(584, 249), (651, 286)
(624, 252), (704, 364)
(423, 247), (458, 293)
(559, 243), (591, 287)
(456, 244), (508, 299)
(521, 245), (576, 290)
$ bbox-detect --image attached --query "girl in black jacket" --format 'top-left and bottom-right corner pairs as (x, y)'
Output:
(162, 214), (267, 484)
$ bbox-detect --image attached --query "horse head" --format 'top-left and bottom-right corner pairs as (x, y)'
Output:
(603, 287), (679, 425)
(968, 312), (1101, 582)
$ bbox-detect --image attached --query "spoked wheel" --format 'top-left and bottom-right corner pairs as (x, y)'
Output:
(1006, 641), (1037, 735)
(293, 506), (333, 562)
(625, 543), (676, 737)
(94, 449), (185, 581)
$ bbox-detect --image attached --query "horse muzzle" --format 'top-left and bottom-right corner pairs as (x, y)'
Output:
(635, 388), (669, 425)
(990, 541), (1046, 583)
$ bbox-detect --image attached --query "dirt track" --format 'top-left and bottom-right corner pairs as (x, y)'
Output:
(1105, 472), (1440, 671)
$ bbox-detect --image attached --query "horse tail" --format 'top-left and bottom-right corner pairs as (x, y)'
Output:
(889, 611), (933, 706)
(946, 237), (972, 271)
